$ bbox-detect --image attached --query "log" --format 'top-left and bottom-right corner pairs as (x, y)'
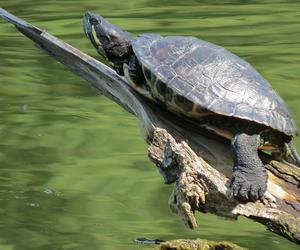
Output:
(1, 8), (299, 245)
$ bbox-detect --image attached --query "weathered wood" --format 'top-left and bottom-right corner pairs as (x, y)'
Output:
(1, 8), (299, 244)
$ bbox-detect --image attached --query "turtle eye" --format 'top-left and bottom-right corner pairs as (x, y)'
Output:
(90, 17), (99, 25)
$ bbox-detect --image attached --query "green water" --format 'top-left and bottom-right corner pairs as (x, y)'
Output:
(0, 1), (299, 249)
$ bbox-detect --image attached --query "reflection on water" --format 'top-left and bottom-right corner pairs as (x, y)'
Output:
(0, 1), (299, 249)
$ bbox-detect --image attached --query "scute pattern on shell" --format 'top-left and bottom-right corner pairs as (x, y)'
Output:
(132, 34), (298, 136)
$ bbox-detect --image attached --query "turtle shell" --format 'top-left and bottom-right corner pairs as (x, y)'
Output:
(132, 34), (298, 136)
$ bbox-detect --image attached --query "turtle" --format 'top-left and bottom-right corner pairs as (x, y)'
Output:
(83, 12), (300, 202)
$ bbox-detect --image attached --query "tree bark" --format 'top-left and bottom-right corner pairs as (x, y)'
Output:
(1, 8), (299, 244)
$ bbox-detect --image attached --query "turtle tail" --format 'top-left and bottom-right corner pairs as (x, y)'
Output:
(283, 141), (300, 167)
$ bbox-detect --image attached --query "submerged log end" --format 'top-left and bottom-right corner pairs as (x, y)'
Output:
(157, 239), (248, 250)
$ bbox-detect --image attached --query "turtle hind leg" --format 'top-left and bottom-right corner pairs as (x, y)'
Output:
(230, 133), (268, 201)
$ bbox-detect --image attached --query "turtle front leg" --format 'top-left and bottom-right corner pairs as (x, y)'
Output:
(230, 133), (268, 201)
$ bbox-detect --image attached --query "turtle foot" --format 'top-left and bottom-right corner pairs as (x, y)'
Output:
(230, 167), (268, 202)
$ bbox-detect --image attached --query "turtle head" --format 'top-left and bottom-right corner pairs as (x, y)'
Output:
(83, 11), (133, 74)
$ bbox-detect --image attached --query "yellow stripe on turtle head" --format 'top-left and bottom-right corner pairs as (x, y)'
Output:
(91, 25), (101, 45)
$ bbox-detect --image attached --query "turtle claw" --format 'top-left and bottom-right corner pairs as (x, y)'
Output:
(262, 192), (277, 208)
(230, 168), (267, 202)
(249, 186), (259, 201)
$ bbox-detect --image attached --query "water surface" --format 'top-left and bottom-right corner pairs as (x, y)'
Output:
(0, 1), (299, 249)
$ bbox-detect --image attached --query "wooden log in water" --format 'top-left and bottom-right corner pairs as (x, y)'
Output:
(158, 239), (248, 250)
(1, 8), (299, 245)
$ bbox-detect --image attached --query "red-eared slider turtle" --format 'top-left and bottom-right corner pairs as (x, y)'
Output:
(83, 12), (299, 201)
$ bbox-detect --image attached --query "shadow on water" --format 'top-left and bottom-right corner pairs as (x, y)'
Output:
(0, 0), (299, 249)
